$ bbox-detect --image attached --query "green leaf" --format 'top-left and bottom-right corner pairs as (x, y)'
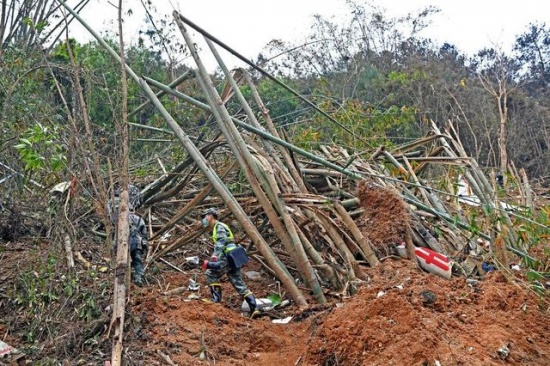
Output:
(526, 270), (543, 282)
(267, 293), (282, 306)
(19, 138), (33, 146)
(481, 204), (493, 216)
(22, 17), (33, 27)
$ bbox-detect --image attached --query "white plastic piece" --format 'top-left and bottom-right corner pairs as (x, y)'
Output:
(277, 299), (291, 308)
(185, 256), (199, 265)
(272, 316), (293, 324)
(50, 181), (71, 194)
(396, 242), (408, 258)
(188, 278), (200, 291)
(241, 298), (273, 313)
(415, 247), (452, 279)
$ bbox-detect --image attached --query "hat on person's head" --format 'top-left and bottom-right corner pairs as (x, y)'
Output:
(203, 208), (218, 218)
(128, 184), (142, 210)
(114, 184), (142, 211)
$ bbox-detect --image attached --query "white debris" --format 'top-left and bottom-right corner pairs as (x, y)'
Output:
(272, 316), (293, 324)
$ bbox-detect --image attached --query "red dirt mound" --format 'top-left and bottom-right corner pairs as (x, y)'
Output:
(356, 180), (410, 254)
(120, 258), (549, 365)
(302, 260), (550, 366)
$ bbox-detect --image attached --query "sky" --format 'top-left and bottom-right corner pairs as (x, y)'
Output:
(66, 0), (550, 70)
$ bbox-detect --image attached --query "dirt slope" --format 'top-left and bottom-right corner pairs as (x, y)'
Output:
(123, 260), (549, 366)
(124, 269), (312, 365)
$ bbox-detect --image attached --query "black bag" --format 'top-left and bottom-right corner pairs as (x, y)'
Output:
(227, 246), (249, 269)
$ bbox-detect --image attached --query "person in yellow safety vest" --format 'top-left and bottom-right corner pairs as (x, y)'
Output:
(201, 208), (259, 318)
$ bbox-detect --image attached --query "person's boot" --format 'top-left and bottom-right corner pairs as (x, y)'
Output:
(133, 274), (143, 287)
(209, 284), (222, 303)
(244, 293), (260, 319)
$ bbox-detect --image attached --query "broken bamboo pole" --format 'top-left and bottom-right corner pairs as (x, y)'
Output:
(333, 201), (379, 267)
(316, 212), (357, 282)
(444, 122), (519, 248)
(296, 223), (342, 290)
(258, 155), (326, 304)
(520, 168), (533, 211)
(381, 150), (408, 176)
(242, 70), (308, 193)
(151, 161), (237, 241)
(63, 233), (75, 269)
(412, 221), (446, 254)
(141, 140), (223, 204)
(403, 156), (449, 215)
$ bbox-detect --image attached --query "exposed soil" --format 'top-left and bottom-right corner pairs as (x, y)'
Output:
(356, 181), (410, 254)
(1, 238), (549, 365)
(116, 259), (548, 366)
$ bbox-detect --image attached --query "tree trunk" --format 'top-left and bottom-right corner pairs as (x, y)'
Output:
(497, 92), (508, 175)
(110, 1), (130, 364)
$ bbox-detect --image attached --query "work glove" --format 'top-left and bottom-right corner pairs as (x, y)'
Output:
(202, 255), (218, 270)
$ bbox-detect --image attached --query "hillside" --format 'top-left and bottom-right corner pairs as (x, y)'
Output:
(1, 241), (549, 365)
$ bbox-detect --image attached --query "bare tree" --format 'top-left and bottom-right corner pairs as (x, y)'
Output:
(476, 48), (519, 176)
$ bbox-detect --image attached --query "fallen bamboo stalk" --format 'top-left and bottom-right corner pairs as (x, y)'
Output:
(520, 168), (533, 210)
(151, 161), (237, 240)
(154, 224), (208, 259)
(296, 222), (342, 290)
(396, 156), (472, 163)
(130, 69), (193, 117)
(412, 221), (446, 254)
(242, 70), (308, 193)
(333, 202), (379, 267)
(316, 212), (357, 283)
(210, 66), (301, 196)
(401, 156), (433, 207)
(159, 258), (187, 275)
(75, 251), (92, 268)
(163, 286), (187, 296)
(63, 233), (75, 269)
(445, 121), (519, 249)
(252, 254), (277, 277)
(253, 152), (326, 303)
(141, 140), (223, 204)
(390, 133), (447, 155)
(381, 150), (408, 176)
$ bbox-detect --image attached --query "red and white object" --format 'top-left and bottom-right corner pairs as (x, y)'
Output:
(414, 247), (453, 279)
